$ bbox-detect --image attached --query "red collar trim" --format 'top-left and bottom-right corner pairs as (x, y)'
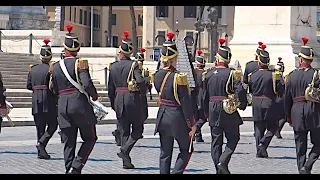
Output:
(216, 62), (228, 68)
(64, 51), (77, 58)
(300, 63), (311, 69)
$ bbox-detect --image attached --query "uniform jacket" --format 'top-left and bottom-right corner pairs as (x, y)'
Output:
(50, 57), (98, 128)
(153, 68), (195, 137)
(203, 66), (247, 127)
(0, 74), (6, 108)
(107, 57), (149, 121)
(249, 69), (285, 121)
(27, 63), (57, 115)
(243, 60), (259, 92)
(284, 68), (320, 131)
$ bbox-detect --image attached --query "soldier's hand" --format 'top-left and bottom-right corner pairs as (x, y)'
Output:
(287, 117), (292, 126)
(0, 107), (7, 117)
(92, 96), (98, 101)
(189, 125), (196, 137)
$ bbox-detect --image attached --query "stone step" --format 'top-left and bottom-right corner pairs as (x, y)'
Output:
(0, 61), (43, 66)
(5, 85), (107, 91)
(0, 59), (38, 63)
(1, 71), (29, 75)
(0, 67), (32, 72)
(10, 101), (159, 108)
(0, 52), (40, 58)
(0, 64), (34, 68)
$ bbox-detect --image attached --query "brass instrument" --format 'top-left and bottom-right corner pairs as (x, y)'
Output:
(304, 71), (320, 103)
(223, 70), (242, 114)
(127, 62), (139, 92)
(272, 71), (281, 95)
(90, 99), (109, 122)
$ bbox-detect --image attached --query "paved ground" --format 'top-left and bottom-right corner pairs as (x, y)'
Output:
(0, 122), (318, 174)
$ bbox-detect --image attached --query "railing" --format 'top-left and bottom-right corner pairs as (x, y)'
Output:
(0, 30), (44, 56)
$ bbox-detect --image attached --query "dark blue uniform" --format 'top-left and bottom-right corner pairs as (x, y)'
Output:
(284, 67), (320, 174)
(108, 58), (149, 169)
(243, 60), (259, 89)
(0, 72), (6, 133)
(154, 68), (195, 174)
(249, 69), (285, 157)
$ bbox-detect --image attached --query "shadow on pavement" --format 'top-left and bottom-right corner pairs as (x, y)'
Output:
(134, 145), (178, 149)
(268, 156), (296, 160)
(95, 141), (116, 145)
(269, 145), (311, 149)
(133, 166), (208, 172)
(0, 151), (55, 155)
(49, 157), (113, 162)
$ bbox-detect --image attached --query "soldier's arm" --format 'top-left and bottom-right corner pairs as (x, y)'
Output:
(234, 70), (247, 110)
(202, 71), (210, 118)
(284, 76), (293, 118)
(77, 59), (98, 100)
(0, 79), (6, 108)
(277, 76), (285, 97)
(175, 74), (196, 128)
(133, 62), (150, 93)
(107, 68), (116, 110)
(243, 65), (249, 84)
(26, 71), (32, 90)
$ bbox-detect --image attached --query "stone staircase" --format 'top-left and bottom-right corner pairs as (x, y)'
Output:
(0, 52), (159, 108)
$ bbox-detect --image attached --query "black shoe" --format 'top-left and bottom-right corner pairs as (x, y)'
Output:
(67, 167), (81, 174)
(58, 132), (65, 143)
(195, 134), (204, 142)
(112, 131), (121, 146)
(117, 151), (135, 169)
(299, 166), (311, 174)
(36, 143), (50, 160)
(256, 144), (268, 158)
(275, 131), (282, 139)
(217, 163), (230, 174)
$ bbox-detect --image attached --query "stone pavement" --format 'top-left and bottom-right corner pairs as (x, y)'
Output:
(0, 122), (319, 174)
(3, 107), (254, 127)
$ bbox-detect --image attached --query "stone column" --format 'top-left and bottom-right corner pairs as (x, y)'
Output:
(229, 6), (320, 75)
(143, 6), (155, 61)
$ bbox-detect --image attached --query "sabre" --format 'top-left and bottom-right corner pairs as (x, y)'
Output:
(6, 115), (14, 127)
(189, 133), (194, 153)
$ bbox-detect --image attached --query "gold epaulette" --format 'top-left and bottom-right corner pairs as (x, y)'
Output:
(108, 63), (112, 71)
(233, 70), (242, 81)
(150, 72), (156, 83)
(202, 70), (208, 81)
(78, 59), (89, 69)
(284, 70), (294, 84)
(175, 73), (188, 86)
(49, 61), (57, 73)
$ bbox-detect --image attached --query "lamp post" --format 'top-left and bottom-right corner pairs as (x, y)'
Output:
(206, 6), (219, 63)
(175, 29), (179, 40)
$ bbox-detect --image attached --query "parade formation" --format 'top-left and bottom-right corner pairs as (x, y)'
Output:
(0, 22), (318, 174)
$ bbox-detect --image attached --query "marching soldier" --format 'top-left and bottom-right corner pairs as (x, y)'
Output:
(135, 48), (150, 129)
(153, 32), (196, 174)
(27, 39), (58, 159)
(108, 59), (121, 147)
(50, 24), (98, 174)
(108, 31), (150, 169)
(284, 37), (320, 174)
(248, 44), (285, 158)
(243, 42), (264, 104)
(193, 50), (207, 142)
(203, 38), (247, 174)
(273, 57), (286, 139)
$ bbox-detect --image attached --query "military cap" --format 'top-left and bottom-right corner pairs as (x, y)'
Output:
(298, 37), (314, 61)
(119, 31), (133, 55)
(195, 50), (205, 65)
(257, 44), (270, 66)
(135, 48), (146, 61)
(160, 32), (179, 59)
(40, 39), (52, 60)
(255, 42), (263, 57)
(63, 24), (80, 52)
(277, 57), (284, 72)
(216, 38), (232, 63)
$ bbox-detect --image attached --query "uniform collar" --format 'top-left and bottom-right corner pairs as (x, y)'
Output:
(299, 63), (311, 69)
(65, 51), (77, 58)
(216, 62), (228, 68)
(195, 66), (204, 70)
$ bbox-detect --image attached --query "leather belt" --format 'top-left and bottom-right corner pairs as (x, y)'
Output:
(159, 99), (180, 107)
(59, 88), (78, 96)
(293, 96), (306, 103)
(210, 96), (227, 102)
(116, 87), (129, 92)
(32, 85), (48, 90)
(253, 95), (275, 99)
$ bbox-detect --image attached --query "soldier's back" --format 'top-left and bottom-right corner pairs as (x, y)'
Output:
(289, 69), (317, 95)
(110, 59), (134, 88)
(246, 61), (259, 73)
(206, 67), (232, 97)
(250, 70), (274, 96)
(52, 58), (78, 90)
(30, 63), (50, 85)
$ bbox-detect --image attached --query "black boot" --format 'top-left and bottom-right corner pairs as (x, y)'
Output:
(58, 131), (65, 143)
(117, 151), (135, 169)
(299, 166), (311, 174)
(256, 144), (268, 158)
(274, 130), (282, 139)
(217, 163), (230, 174)
(67, 167), (81, 174)
(36, 143), (50, 159)
(195, 133), (204, 143)
(112, 131), (121, 146)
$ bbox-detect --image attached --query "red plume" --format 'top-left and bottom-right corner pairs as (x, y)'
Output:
(140, 48), (146, 53)
(186, 42), (189, 45)
(65, 24), (73, 33)
(166, 32), (175, 40)
(261, 44), (267, 51)
(218, 38), (226, 46)
(278, 57), (282, 61)
(197, 50), (203, 55)
(123, 31), (130, 38)
(302, 37), (309, 46)
(258, 42), (263, 46)
(43, 39), (50, 45)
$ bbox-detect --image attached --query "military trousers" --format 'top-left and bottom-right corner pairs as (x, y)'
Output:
(61, 124), (97, 173)
(254, 120), (278, 150)
(210, 124), (240, 171)
(33, 112), (58, 146)
(294, 128), (320, 172)
(276, 119), (286, 135)
(159, 131), (192, 174)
